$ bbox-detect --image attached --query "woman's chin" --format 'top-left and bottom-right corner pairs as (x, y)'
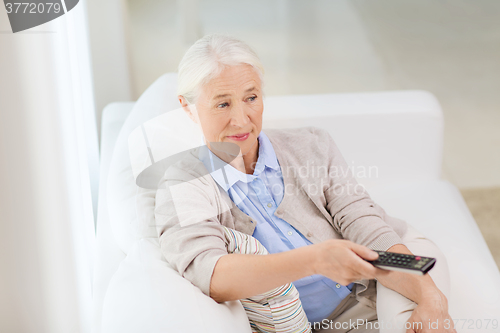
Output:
(239, 136), (259, 156)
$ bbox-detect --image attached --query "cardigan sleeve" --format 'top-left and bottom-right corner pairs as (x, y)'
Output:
(315, 127), (405, 251)
(154, 167), (228, 299)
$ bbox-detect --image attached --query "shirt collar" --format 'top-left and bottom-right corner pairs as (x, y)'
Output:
(199, 131), (280, 192)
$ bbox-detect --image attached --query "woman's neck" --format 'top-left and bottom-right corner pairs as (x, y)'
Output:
(229, 140), (259, 175)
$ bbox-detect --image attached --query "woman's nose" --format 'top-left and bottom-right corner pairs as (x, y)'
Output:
(230, 105), (250, 127)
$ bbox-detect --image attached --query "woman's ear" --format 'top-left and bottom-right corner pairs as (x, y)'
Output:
(178, 95), (198, 124)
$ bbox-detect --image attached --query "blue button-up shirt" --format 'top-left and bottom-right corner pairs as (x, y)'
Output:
(199, 131), (353, 323)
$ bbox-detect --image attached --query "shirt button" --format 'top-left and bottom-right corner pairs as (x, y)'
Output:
(335, 283), (341, 288)
(267, 203), (272, 208)
(287, 231), (293, 236)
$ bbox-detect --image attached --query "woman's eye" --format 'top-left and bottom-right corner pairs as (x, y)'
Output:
(217, 102), (229, 108)
(247, 95), (257, 102)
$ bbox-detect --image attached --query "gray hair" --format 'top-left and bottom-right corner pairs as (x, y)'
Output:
(176, 34), (265, 104)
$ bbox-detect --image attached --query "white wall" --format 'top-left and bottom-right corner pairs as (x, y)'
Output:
(86, 0), (133, 142)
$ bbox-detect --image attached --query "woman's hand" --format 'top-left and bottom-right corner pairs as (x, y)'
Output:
(312, 239), (390, 286)
(406, 289), (457, 333)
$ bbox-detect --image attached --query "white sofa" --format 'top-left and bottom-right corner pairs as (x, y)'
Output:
(92, 73), (500, 333)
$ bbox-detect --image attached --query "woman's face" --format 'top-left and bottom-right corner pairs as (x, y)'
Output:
(180, 64), (263, 162)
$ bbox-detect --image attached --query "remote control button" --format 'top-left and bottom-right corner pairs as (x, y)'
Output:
(415, 256), (421, 261)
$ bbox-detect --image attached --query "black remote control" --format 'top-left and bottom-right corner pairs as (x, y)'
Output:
(365, 251), (436, 275)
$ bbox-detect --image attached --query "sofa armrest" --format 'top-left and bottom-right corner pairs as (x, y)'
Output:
(93, 102), (135, 333)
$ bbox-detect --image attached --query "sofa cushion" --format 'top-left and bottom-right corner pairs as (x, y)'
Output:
(101, 238), (252, 333)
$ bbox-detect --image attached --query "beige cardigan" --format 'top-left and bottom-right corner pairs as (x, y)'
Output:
(154, 126), (408, 304)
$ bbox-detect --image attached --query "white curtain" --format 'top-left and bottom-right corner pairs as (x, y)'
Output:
(0, 1), (98, 332)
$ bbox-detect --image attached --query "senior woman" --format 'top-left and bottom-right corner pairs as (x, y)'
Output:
(154, 34), (456, 333)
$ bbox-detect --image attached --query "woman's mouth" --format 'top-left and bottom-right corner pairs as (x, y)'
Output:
(227, 132), (250, 141)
